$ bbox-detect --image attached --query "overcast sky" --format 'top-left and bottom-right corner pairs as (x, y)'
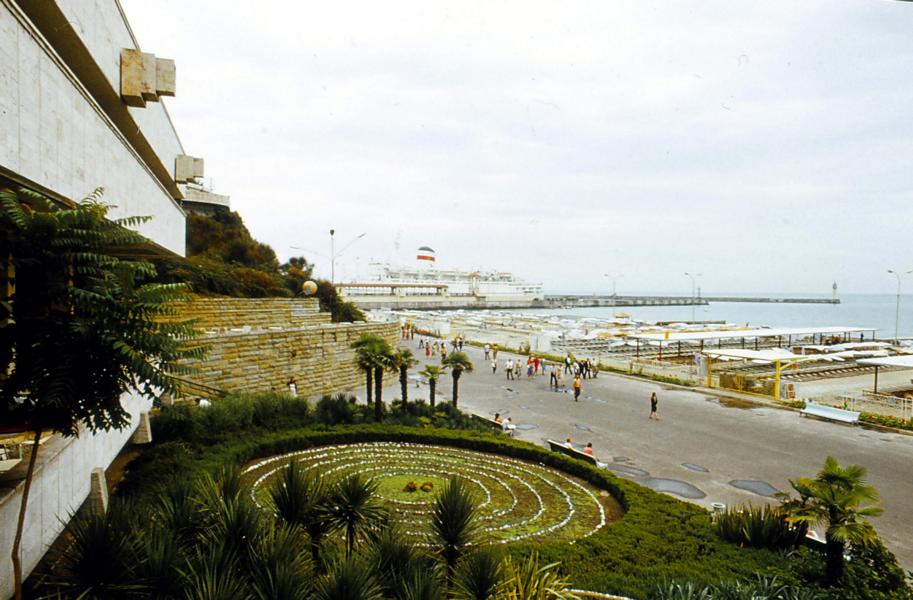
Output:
(122, 1), (913, 295)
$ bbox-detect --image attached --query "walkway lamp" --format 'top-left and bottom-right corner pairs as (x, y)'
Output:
(887, 269), (912, 343)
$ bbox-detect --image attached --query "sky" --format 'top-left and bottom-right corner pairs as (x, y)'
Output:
(122, 1), (913, 295)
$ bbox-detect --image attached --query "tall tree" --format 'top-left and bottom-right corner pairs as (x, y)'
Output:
(419, 365), (444, 408)
(352, 333), (394, 421)
(0, 188), (203, 600)
(441, 352), (474, 409)
(779, 456), (883, 585)
(392, 348), (418, 409)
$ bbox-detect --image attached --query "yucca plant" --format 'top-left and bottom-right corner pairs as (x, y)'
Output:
(153, 481), (207, 551)
(180, 543), (251, 600)
(495, 553), (579, 600)
(649, 580), (712, 600)
(431, 477), (479, 585)
(454, 547), (503, 599)
(270, 460), (334, 569)
(714, 505), (806, 550)
(50, 501), (144, 599)
(397, 568), (445, 600)
(314, 556), (384, 600)
(247, 523), (312, 600)
(367, 525), (433, 597)
(322, 473), (387, 557)
(0, 187), (204, 600)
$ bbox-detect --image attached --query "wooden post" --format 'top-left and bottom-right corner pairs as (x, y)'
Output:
(874, 365), (879, 393)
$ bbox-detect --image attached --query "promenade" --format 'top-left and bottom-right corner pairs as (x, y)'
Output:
(403, 338), (913, 569)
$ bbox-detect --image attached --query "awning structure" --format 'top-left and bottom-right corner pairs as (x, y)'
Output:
(631, 326), (875, 343)
(855, 355), (913, 393)
(702, 348), (806, 363)
(858, 356), (913, 369)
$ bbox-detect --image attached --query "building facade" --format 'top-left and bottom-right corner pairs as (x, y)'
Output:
(0, 1), (199, 595)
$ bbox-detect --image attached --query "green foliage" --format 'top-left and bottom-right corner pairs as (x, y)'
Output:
(0, 187), (203, 435)
(496, 553), (578, 599)
(859, 412), (913, 431)
(455, 547), (504, 600)
(322, 473), (388, 557)
(778, 456), (883, 585)
(315, 393), (358, 425)
(314, 556), (384, 600)
(155, 210), (364, 321)
(714, 505), (807, 550)
(431, 477), (480, 580)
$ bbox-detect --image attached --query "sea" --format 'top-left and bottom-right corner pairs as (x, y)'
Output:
(519, 293), (913, 339)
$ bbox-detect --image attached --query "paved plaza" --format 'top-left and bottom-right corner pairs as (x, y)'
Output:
(403, 338), (913, 569)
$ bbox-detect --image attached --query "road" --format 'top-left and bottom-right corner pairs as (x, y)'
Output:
(402, 338), (913, 569)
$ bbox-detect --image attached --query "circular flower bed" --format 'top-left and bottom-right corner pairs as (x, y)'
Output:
(243, 441), (617, 545)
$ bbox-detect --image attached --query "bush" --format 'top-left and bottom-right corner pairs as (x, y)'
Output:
(714, 505), (807, 550)
(315, 393), (357, 426)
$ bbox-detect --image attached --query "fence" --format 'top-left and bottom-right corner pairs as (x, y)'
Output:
(806, 392), (912, 421)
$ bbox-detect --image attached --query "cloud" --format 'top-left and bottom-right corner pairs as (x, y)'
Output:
(122, 0), (913, 293)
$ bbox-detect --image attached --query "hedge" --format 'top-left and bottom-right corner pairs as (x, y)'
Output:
(120, 423), (796, 597)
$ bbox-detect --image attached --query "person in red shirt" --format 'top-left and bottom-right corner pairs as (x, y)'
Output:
(583, 442), (594, 456)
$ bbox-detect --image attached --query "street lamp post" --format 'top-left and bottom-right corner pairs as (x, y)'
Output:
(329, 229), (335, 283)
(603, 274), (623, 317)
(684, 272), (702, 324)
(887, 269), (912, 343)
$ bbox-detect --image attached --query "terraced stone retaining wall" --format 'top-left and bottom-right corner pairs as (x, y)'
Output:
(177, 297), (398, 396)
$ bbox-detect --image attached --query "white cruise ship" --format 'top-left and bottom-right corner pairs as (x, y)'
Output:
(338, 246), (544, 301)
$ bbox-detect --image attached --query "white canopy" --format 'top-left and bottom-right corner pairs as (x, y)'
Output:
(631, 326), (874, 343)
(858, 355), (913, 369)
(702, 348), (805, 363)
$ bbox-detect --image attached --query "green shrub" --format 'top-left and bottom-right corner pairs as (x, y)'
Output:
(714, 505), (807, 550)
(315, 393), (357, 426)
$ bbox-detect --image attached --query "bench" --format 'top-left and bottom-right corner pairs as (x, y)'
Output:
(547, 439), (601, 467)
(471, 413), (508, 433)
(800, 402), (860, 424)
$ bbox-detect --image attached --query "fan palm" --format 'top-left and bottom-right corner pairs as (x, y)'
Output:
(323, 473), (388, 557)
(419, 365), (445, 407)
(430, 477), (479, 585)
(778, 456), (883, 585)
(441, 351), (474, 408)
(270, 460), (333, 570)
(392, 348), (418, 409)
(351, 333), (394, 420)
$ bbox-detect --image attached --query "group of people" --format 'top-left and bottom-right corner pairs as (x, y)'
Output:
(498, 355), (548, 380)
(419, 336), (467, 359)
(563, 355), (598, 379)
(493, 413), (516, 435)
(564, 438), (595, 456)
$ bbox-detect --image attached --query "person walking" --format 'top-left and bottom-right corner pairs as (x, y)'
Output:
(564, 354), (572, 374)
(649, 392), (659, 420)
(514, 360), (521, 380)
(425, 343), (430, 359)
(556, 367), (564, 390)
(572, 375), (582, 402)
(492, 344), (499, 360)
(491, 358), (497, 374)
(484, 344), (491, 360)
(549, 365), (558, 390)
(505, 358), (513, 380)
(533, 356), (540, 375)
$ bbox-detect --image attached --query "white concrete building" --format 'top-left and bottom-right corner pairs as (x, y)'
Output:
(0, 1), (200, 595)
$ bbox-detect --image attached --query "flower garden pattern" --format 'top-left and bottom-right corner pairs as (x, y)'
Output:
(243, 442), (610, 545)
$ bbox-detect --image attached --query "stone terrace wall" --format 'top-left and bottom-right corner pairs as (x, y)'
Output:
(173, 297), (330, 331)
(176, 297), (398, 396)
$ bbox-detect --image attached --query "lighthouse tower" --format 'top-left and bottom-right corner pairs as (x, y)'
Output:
(832, 281), (838, 302)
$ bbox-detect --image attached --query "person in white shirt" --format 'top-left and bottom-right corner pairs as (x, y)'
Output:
(505, 358), (514, 380)
(502, 417), (516, 436)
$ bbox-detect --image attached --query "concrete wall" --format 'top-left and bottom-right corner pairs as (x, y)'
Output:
(0, 0), (186, 254)
(0, 392), (152, 600)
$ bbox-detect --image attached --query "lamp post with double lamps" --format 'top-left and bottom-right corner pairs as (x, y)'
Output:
(684, 272), (702, 324)
(887, 269), (912, 343)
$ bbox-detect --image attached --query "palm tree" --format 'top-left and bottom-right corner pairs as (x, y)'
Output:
(351, 333), (394, 420)
(352, 333), (384, 407)
(270, 461), (333, 570)
(323, 473), (388, 558)
(419, 365), (445, 408)
(430, 477), (479, 586)
(392, 348), (418, 409)
(441, 351), (474, 409)
(779, 456), (883, 585)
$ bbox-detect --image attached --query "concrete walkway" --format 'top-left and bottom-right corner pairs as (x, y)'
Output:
(403, 338), (913, 570)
